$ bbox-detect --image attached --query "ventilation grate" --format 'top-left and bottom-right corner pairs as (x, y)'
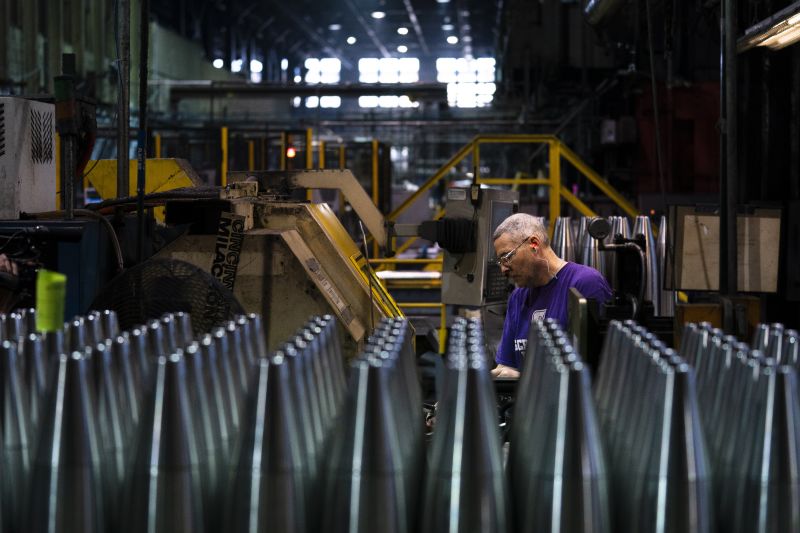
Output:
(30, 109), (53, 164)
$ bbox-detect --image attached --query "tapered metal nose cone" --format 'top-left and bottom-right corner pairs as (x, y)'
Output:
(314, 315), (346, 406)
(246, 313), (267, 358)
(228, 357), (309, 533)
(783, 330), (800, 367)
(85, 312), (104, 346)
(67, 318), (87, 352)
(127, 353), (204, 533)
(20, 308), (37, 337)
(183, 342), (222, 532)
(323, 359), (414, 533)
(1, 339), (33, 533)
(92, 341), (128, 532)
(20, 333), (47, 436)
(225, 321), (251, 395)
(558, 363), (611, 533)
(421, 349), (510, 533)
(110, 334), (141, 436)
(234, 315), (256, 367)
(101, 310), (119, 339)
(2, 312), (23, 342)
(659, 365), (713, 533)
(657, 215), (675, 317)
(633, 215), (660, 313)
(127, 326), (151, 387)
(174, 311), (194, 347)
(211, 327), (242, 438)
(580, 223), (605, 273)
(282, 342), (322, 481)
(160, 314), (180, 352)
(734, 365), (800, 533)
(147, 319), (170, 358)
(29, 350), (103, 533)
(552, 216), (576, 262)
(752, 323), (770, 351)
(198, 334), (233, 464)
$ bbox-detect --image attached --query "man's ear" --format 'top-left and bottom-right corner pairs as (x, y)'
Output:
(529, 235), (540, 251)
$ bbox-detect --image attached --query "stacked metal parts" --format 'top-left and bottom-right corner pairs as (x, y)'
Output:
(552, 216), (576, 262)
(576, 215), (607, 279)
(323, 317), (423, 532)
(682, 322), (800, 533)
(422, 317), (510, 533)
(509, 317), (610, 533)
(230, 315), (346, 533)
(594, 320), (712, 532)
(0, 308), (291, 533)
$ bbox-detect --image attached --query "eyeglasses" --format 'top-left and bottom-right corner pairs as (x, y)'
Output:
(494, 235), (533, 267)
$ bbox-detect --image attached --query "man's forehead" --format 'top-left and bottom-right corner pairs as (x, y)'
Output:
(494, 233), (519, 249)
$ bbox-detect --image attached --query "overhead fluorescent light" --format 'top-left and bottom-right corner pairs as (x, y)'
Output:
(347, 36), (357, 45)
(738, 0), (800, 52)
(231, 59), (243, 73)
(281, 58), (289, 70)
(250, 59), (263, 73)
(397, 45), (408, 53)
(329, 23), (342, 31)
(447, 36), (459, 45)
(212, 58), (224, 69)
(371, 11), (386, 19)
(397, 27), (409, 35)
(437, 0), (450, 3)
(442, 23), (454, 31)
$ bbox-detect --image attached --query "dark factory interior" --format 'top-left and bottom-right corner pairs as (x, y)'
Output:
(1, 0), (800, 531)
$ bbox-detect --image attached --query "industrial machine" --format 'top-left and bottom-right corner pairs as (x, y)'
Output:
(156, 169), (405, 357)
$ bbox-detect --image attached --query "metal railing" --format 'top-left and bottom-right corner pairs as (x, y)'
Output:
(386, 134), (639, 254)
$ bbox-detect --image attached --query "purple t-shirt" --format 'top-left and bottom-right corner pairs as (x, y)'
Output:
(496, 262), (612, 369)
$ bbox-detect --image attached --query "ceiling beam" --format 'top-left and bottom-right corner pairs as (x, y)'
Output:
(342, 0), (392, 58)
(402, 0), (430, 55)
(168, 82), (447, 101)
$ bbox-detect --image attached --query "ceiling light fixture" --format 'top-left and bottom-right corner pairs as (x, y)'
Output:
(347, 36), (357, 45)
(231, 59), (243, 72)
(371, 11), (386, 19)
(397, 27), (409, 35)
(293, 75), (302, 83)
(447, 35), (459, 45)
(436, 0), (450, 3)
(739, 1), (800, 51)
(212, 58), (224, 69)
(250, 59), (263, 73)
(441, 23), (454, 31)
(329, 23), (342, 31)
(397, 45), (408, 53)
(281, 58), (289, 70)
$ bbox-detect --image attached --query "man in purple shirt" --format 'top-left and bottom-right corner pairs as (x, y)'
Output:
(490, 214), (612, 378)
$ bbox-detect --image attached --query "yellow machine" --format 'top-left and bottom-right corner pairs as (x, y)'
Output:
(154, 169), (405, 357)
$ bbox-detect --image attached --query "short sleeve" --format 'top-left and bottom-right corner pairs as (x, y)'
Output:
(575, 269), (612, 304)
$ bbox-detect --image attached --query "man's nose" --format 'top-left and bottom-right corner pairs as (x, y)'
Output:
(499, 264), (510, 274)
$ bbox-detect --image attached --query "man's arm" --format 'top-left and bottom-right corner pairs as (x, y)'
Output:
(490, 363), (520, 378)
(493, 289), (522, 377)
(0, 254), (18, 276)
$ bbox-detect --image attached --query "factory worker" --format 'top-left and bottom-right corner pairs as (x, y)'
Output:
(490, 213), (611, 378)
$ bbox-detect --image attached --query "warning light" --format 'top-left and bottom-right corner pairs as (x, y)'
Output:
(649, 209), (656, 215)
(286, 146), (297, 158)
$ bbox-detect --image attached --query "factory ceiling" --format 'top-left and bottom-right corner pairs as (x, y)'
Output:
(151, 0), (504, 77)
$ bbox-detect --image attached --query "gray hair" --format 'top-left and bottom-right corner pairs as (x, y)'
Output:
(492, 213), (550, 246)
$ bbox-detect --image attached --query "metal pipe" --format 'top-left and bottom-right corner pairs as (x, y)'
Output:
(136, 0), (150, 264)
(721, 0), (738, 295)
(117, 0), (130, 200)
